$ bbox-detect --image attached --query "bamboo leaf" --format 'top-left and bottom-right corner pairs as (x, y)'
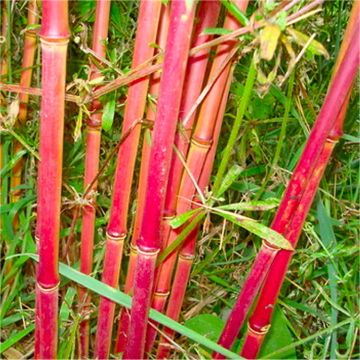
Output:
(202, 27), (232, 36)
(20, 254), (242, 359)
(169, 208), (202, 229)
(221, 0), (249, 26)
(260, 23), (281, 61)
(0, 324), (35, 354)
(102, 93), (116, 132)
(216, 164), (243, 197)
(158, 212), (205, 264)
(212, 208), (293, 250)
(73, 107), (83, 141)
(217, 198), (279, 211)
(287, 28), (329, 59)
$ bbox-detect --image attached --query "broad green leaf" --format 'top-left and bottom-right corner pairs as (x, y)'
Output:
(102, 93), (116, 132)
(218, 198), (279, 211)
(185, 314), (225, 344)
(169, 208), (202, 229)
(202, 27), (232, 36)
(216, 164), (243, 197)
(221, 0), (249, 26)
(260, 23), (281, 61)
(21, 254), (241, 359)
(259, 307), (297, 359)
(212, 208), (293, 250)
(287, 28), (329, 59)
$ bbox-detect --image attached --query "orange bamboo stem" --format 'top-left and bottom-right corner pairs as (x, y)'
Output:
(11, 0), (38, 207)
(94, 1), (162, 358)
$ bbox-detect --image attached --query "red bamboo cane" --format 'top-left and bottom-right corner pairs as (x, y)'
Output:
(239, 13), (359, 360)
(214, 10), (359, 358)
(94, 1), (162, 358)
(34, 1), (69, 358)
(78, 1), (111, 358)
(153, 3), (247, 340)
(123, 2), (196, 358)
(143, 1), (221, 353)
(156, 66), (234, 359)
(11, 0), (38, 207)
(114, 4), (171, 354)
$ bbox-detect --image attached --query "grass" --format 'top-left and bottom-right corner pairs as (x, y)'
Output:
(0, 0), (359, 359)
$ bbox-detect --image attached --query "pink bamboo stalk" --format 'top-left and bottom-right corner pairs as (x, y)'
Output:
(214, 12), (359, 358)
(114, 4), (171, 354)
(123, 2), (196, 358)
(94, 1), (162, 358)
(144, 0), (221, 353)
(34, 1), (69, 358)
(78, 1), (111, 358)
(11, 0), (38, 206)
(153, 4), (247, 343)
(156, 67), (234, 359)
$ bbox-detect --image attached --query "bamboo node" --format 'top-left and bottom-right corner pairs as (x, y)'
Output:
(248, 323), (271, 336)
(154, 290), (170, 298)
(37, 281), (60, 293)
(179, 253), (195, 261)
(262, 240), (281, 252)
(136, 246), (160, 256)
(191, 135), (212, 149)
(106, 232), (126, 241)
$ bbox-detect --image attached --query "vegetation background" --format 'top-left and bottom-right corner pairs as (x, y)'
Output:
(0, 0), (358, 359)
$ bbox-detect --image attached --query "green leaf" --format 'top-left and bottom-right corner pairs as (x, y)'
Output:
(275, 11), (287, 31)
(169, 208), (202, 229)
(217, 198), (279, 211)
(259, 307), (297, 359)
(212, 208), (293, 250)
(185, 314), (225, 343)
(74, 107), (83, 141)
(216, 165), (243, 197)
(287, 28), (329, 59)
(221, 0), (249, 26)
(202, 27), (232, 36)
(0, 324), (35, 354)
(22, 254), (242, 359)
(102, 93), (116, 132)
(158, 212), (205, 264)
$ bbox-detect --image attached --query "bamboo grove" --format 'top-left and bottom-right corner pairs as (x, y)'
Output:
(0, 0), (358, 359)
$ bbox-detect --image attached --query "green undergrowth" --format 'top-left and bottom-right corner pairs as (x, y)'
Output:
(0, 0), (359, 359)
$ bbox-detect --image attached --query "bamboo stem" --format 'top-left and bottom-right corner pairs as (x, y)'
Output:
(35, 1), (69, 358)
(114, 4), (171, 354)
(123, 2), (196, 358)
(94, 1), (162, 358)
(78, 1), (111, 358)
(11, 0), (38, 207)
(215, 12), (359, 358)
(156, 66), (234, 359)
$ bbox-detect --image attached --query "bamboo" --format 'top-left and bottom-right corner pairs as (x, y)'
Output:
(123, 2), (196, 358)
(214, 11), (359, 358)
(94, 1), (162, 358)
(240, 7), (359, 358)
(35, 1), (69, 358)
(144, 1), (221, 353)
(11, 0), (38, 207)
(78, 1), (111, 358)
(156, 67), (234, 359)
(114, 4), (171, 354)
(153, 0), (247, 330)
